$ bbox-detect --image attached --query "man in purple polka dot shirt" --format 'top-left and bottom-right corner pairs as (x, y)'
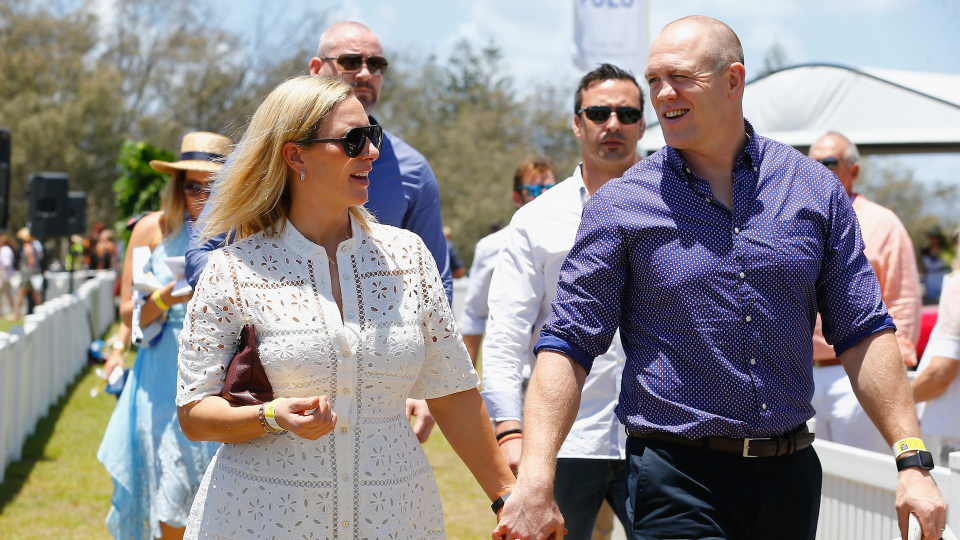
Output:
(494, 15), (945, 540)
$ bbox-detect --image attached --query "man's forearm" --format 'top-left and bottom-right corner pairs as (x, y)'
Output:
(840, 329), (919, 445)
(518, 350), (587, 485)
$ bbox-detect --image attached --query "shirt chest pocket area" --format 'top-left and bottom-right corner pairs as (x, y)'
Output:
(748, 218), (824, 282)
(359, 272), (406, 325)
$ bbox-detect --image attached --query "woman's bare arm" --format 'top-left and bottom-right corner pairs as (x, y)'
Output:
(427, 388), (515, 503)
(179, 395), (337, 444)
(912, 355), (960, 403)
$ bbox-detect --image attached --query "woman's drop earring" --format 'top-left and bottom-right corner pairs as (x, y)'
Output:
(300, 170), (305, 181)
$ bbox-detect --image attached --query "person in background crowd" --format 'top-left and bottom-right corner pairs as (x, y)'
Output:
(921, 227), (954, 304)
(807, 132), (922, 454)
(10, 227), (42, 319)
(495, 16), (945, 540)
(184, 21), (446, 442)
(91, 229), (119, 271)
(97, 131), (231, 540)
(67, 234), (85, 271)
(444, 225), (467, 279)
(175, 76), (514, 539)
(913, 249), (960, 466)
(0, 234), (16, 316)
(85, 223), (104, 269)
(484, 64), (643, 540)
(459, 155), (557, 365)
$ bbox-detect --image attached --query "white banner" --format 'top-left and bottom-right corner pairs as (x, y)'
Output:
(573, 0), (648, 78)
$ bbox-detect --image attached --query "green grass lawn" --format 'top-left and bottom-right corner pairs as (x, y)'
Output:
(0, 343), (494, 539)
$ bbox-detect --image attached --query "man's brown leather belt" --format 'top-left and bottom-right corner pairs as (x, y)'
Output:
(813, 358), (842, 368)
(627, 426), (815, 458)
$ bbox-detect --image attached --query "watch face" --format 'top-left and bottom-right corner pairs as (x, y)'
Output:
(919, 450), (935, 469)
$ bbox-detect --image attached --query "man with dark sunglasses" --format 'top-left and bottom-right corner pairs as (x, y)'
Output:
(184, 21), (450, 444)
(482, 63), (644, 540)
(808, 132), (921, 455)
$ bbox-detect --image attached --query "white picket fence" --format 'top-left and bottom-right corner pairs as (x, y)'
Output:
(0, 271), (116, 484)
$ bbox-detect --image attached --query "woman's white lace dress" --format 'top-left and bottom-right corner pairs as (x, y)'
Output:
(177, 218), (479, 540)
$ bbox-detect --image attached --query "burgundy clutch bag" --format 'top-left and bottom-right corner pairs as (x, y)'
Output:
(221, 324), (274, 406)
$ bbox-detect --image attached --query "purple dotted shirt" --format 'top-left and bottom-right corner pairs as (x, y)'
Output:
(535, 119), (894, 439)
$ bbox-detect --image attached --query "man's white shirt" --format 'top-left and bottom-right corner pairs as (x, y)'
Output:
(481, 165), (626, 460)
(458, 227), (510, 337)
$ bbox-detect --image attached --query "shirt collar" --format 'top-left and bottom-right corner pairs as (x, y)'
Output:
(279, 213), (364, 260)
(572, 164), (590, 207)
(666, 117), (761, 177)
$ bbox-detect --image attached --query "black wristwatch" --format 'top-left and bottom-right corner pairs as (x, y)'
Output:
(896, 450), (935, 472)
(491, 489), (514, 515)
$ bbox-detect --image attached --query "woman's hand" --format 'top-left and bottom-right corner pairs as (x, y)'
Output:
(158, 281), (194, 307)
(275, 396), (338, 440)
(102, 347), (125, 382)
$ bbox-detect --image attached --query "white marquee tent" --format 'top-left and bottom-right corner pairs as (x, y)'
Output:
(638, 64), (960, 156)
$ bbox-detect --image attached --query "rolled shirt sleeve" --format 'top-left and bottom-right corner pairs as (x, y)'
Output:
(458, 231), (503, 336)
(817, 182), (896, 356)
(535, 192), (627, 374)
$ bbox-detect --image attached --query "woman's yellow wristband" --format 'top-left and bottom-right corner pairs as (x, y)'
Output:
(152, 289), (170, 311)
(892, 437), (925, 457)
(264, 398), (286, 432)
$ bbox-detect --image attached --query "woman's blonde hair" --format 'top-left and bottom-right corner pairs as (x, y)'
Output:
(158, 170), (187, 239)
(201, 76), (375, 243)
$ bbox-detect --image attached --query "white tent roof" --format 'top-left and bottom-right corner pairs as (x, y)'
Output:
(638, 64), (960, 156)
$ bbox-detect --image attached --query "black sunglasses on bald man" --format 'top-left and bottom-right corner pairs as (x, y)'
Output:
(816, 157), (840, 169)
(298, 125), (384, 158)
(577, 106), (644, 125)
(322, 54), (389, 75)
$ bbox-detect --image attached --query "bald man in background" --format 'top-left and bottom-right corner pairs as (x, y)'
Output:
(808, 132), (922, 455)
(494, 16), (944, 540)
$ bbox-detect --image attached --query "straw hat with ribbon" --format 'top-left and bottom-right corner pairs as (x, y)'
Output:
(149, 132), (232, 174)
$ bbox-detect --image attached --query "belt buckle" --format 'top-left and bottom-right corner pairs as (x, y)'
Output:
(742, 437), (771, 457)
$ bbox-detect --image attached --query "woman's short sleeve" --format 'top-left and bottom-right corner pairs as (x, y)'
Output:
(176, 249), (244, 406)
(408, 238), (479, 400)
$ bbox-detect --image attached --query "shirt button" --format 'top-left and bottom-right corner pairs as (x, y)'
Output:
(739, 272), (746, 279)
(342, 474), (348, 480)
(753, 167), (758, 171)
(347, 313), (354, 319)
(343, 388), (350, 394)
(342, 351), (350, 357)
(745, 315), (752, 322)
(340, 427), (348, 433)
(750, 358), (756, 365)
(342, 521), (350, 527)
(762, 403), (767, 410)
(341, 246), (348, 252)
(734, 227), (740, 233)
(342, 273), (349, 279)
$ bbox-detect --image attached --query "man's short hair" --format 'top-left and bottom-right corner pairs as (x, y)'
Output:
(663, 16), (744, 75)
(573, 63), (644, 116)
(821, 131), (861, 165)
(513, 155), (556, 194)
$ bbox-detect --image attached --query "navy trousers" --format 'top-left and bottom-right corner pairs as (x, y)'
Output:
(625, 437), (822, 540)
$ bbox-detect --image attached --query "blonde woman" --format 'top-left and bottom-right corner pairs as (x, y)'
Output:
(98, 132), (231, 540)
(176, 76), (515, 539)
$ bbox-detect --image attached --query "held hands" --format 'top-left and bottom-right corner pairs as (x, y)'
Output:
(895, 467), (946, 540)
(275, 396), (337, 440)
(493, 481), (566, 540)
(406, 398), (436, 443)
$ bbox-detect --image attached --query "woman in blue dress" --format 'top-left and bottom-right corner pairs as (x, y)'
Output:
(99, 132), (232, 539)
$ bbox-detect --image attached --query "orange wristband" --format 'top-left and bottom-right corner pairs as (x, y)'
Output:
(497, 433), (522, 445)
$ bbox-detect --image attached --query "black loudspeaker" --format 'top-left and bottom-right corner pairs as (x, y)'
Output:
(26, 172), (70, 237)
(67, 191), (87, 235)
(0, 129), (10, 230)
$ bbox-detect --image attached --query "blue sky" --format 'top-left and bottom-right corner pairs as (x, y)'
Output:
(208, 0), (960, 185)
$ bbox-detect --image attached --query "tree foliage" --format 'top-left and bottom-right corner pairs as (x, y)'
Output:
(112, 140), (173, 238)
(378, 40), (580, 265)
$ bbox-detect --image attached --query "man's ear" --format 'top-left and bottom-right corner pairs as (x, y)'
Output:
(309, 57), (323, 76)
(727, 62), (747, 100)
(512, 191), (524, 209)
(572, 113), (583, 140)
(850, 161), (860, 182)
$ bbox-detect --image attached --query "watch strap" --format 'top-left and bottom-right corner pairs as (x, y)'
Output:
(896, 450), (934, 472)
(491, 489), (514, 515)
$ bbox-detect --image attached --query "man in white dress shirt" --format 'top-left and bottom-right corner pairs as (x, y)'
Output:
(460, 156), (558, 365)
(481, 64), (645, 540)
